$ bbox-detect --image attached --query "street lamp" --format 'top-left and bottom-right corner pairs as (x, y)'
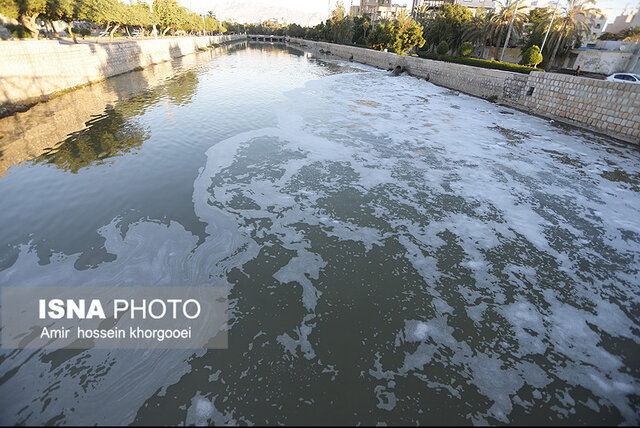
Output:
(500, 0), (520, 62)
(537, 0), (561, 67)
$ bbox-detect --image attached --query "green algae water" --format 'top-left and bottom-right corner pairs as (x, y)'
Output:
(0, 43), (639, 425)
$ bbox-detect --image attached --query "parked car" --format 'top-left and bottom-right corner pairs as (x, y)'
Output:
(605, 73), (640, 84)
(131, 30), (141, 37)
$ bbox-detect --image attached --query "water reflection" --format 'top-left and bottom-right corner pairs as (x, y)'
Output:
(35, 108), (148, 173)
(32, 70), (203, 173)
(0, 42), (245, 176)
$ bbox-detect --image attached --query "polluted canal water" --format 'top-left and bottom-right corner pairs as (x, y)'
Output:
(0, 43), (639, 425)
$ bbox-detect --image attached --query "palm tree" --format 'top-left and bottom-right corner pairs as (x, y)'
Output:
(462, 12), (491, 48)
(547, 0), (603, 67)
(486, 0), (530, 49)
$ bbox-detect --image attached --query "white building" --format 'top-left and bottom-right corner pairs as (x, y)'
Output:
(453, 0), (496, 14)
(604, 8), (640, 35)
(590, 11), (609, 38)
(410, 0), (494, 16)
(351, 0), (409, 21)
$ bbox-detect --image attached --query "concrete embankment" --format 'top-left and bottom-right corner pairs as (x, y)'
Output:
(287, 38), (639, 145)
(0, 35), (246, 107)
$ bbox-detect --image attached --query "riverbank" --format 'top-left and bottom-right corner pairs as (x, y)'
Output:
(0, 35), (247, 115)
(286, 38), (639, 145)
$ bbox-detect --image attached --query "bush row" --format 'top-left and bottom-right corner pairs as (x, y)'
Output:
(416, 51), (543, 74)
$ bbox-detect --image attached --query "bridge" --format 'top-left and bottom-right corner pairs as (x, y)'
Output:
(248, 35), (286, 43)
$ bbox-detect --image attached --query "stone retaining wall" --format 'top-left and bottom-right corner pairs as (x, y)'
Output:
(520, 73), (638, 141)
(0, 35), (245, 105)
(288, 38), (639, 145)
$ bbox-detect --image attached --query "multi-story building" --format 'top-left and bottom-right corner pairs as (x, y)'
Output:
(350, 1), (409, 21)
(453, 0), (496, 14)
(410, 0), (495, 16)
(411, 0), (452, 11)
(590, 10), (609, 38)
(604, 8), (640, 35)
(527, 0), (554, 8)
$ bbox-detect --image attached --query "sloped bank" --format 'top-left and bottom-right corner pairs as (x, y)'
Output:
(287, 38), (639, 145)
(0, 35), (246, 109)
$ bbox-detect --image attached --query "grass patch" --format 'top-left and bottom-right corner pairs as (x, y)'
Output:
(417, 51), (543, 74)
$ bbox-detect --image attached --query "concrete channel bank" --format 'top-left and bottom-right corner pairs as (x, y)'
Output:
(0, 35), (246, 106)
(286, 38), (640, 145)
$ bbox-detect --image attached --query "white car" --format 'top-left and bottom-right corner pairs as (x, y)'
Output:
(605, 73), (640, 84)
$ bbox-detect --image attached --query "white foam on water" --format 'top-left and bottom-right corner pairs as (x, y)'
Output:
(1, 52), (639, 425)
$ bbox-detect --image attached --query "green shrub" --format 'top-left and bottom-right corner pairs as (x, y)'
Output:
(436, 40), (449, 55)
(5, 24), (31, 39)
(458, 41), (473, 57)
(521, 45), (543, 66)
(417, 51), (542, 74)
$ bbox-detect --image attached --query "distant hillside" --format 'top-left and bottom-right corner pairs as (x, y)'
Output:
(210, 1), (327, 26)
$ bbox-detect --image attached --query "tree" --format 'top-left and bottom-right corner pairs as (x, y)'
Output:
(15, 0), (47, 38)
(598, 27), (640, 42)
(521, 44), (543, 65)
(437, 40), (449, 54)
(521, 7), (553, 60)
(0, 0), (19, 19)
(287, 23), (305, 38)
(367, 20), (394, 51)
(153, 0), (182, 37)
(125, 1), (156, 36)
(461, 12), (491, 48)
(459, 41), (473, 56)
(45, 0), (77, 41)
(484, 0), (530, 49)
(204, 16), (221, 34)
(325, 1), (352, 44)
(305, 22), (325, 41)
(598, 31), (617, 40)
(77, 0), (125, 40)
(422, 4), (473, 51)
(548, 0), (602, 67)
(390, 10), (425, 54)
(352, 13), (371, 45)
(619, 26), (640, 42)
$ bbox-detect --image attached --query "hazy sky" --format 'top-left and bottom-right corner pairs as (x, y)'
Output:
(183, 0), (638, 23)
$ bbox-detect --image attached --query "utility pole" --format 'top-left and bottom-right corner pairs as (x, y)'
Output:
(500, 0), (520, 62)
(537, 0), (561, 66)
